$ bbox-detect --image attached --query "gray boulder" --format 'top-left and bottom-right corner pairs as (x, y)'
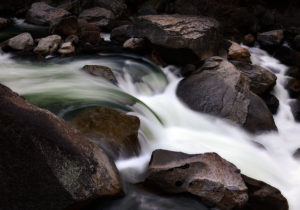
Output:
(34, 35), (62, 55)
(8, 32), (34, 51)
(0, 84), (123, 210)
(176, 56), (277, 133)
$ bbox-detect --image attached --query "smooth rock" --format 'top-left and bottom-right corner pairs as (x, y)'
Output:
(228, 42), (251, 63)
(34, 35), (62, 55)
(8, 32), (34, 51)
(58, 42), (75, 56)
(26, 2), (71, 26)
(0, 84), (123, 210)
(232, 61), (277, 95)
(177, 56), (277, 133)
(94, 0), (127, 17)
(50, 16), (79, 37)
(145, 150), (248, 209)
(82, 65), (117, 84)
(70, 107), (140, 159)
(257, 30), (284, 47)
(79, 7), (115, 28)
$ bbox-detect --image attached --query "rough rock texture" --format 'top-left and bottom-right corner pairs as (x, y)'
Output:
(0, 17), (10, 30)
(26, 2), (71, 26)
(241, 175), (288, 210)
(177, 56), (277, 133)
(111, 15), (221, 60)
(82, 65), (117, 84)
(79, 7), (115, 28)
(0, 84), (123, 210)
(70, 107), (140, 159)
(145, 150), (248, 210)
(58, 42), (75, 56)
(232, 61), (277, 95)
(34, 35), (62, 55)
(257, 30), (284, 47)
(50, 16), (79, 37)
(8, 32), (34, 51)
(94, 0), (127, 17)
(228, 42), (251, 63)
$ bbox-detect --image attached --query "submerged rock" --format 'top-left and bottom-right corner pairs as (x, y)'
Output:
(70, 107), (140, 159)
(26, 2), (71, 26)
(8, 32), (34, 51)
(82, 65), (117, 84)
(241, 175), (288, 210)
(177, 56), (277, 133)
(232, 61), (277, 95)
(228, 42), (251, 63)
(0, 84), (123, 210)
(34, 35), (62, 55)
(79, 7), (115, 28)
(144, 150), (248, 209)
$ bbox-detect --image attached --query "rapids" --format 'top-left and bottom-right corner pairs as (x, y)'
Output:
(1, 46), (300, 209)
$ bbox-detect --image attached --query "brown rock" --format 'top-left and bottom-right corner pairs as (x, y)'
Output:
(123, 38), (146, 52)
(79, 7), (115, 28)
(145, 150), (248, 209)
(228, 42), (251, 63)
(82, 65), (117, 84)
(243, 34), (255, 46)
(50, 16), (79, 37)
(0, 84), (123, 210)
(70, 107), (140, 159)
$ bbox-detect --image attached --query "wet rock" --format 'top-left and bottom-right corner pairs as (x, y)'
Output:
(50, 16), (79, 37)
(123, 38), (146, 52)
(70, 107), (140, 159)
(0, 17), (10, 30)
(144, 149), (248, 209)
(286, 78), (300, 98)
(228, 42), (251, 63)
(286, 66), (300, 80)
(82, 65), (117, 84)
(177, 56), (277, 133)
(26, 2), (71, 26)
(8, 32), (34, 51)
(243, 34), (255, 46)
(293, 148), (300, 159)
(232, 61), (277, 95)
(260, 93), (279, 115)
(257, 30), (284, 47)
(290, 98), (300, 122)
(34, 35), (62, 55)
(111, 15), (221, 60)
(94, 0), (127, 17)
(58, 42), (75, 56)
(242, 175), (288, 210)
(0, 84), (123, 210)
(79, 7), (115, 28)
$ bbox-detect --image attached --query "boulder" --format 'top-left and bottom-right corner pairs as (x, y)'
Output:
(290, 98), (300, 122)
(286, 78), (300, 98)
(33, 35), (62, 55)
(70, 107), (140, 159)
(176, 56), (277, 133)
(257, 30), (284, 47)
(231, 61), (277, 95)
(123, 38), (146, 52)
(0, 84), (123, 210)
(111, 15), (221, 60)
(228, 42), (251, 63)
(241, 175), (288, 210)
(8, 32), (34, 51)
(50, 16), (79, 37)
(82, 65), (117, 84)
(58, 42), (75, 56)
(94, 0), (127, 17)
(0, 17), (10, 30)
(144, 150), (248, 209)
(79, 7), (115, 28)
(26, 2), (71, 26)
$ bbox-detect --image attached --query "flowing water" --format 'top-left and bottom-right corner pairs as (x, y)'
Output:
(1, 21), (300, 209)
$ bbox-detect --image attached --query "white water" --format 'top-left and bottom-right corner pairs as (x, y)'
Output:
(1, 49), (300, 209)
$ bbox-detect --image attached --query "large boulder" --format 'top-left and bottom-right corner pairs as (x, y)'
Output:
(0, 84), (123, 210)
(70, 107), (140, 159)
(26, 2), (71, 26)
(94, 0), (127, 17)
(144, 150), (248, 210)
(231, 61), (277, 95)
(33, 35), (62, 55)
(111, 15), (221, 61)
(7, 32), (34, 51)
(0, 17), (10, 30)
(241, 175), (288, 210)
(176, 57), (277, 133)
(50, 16), (79, 37)
(79, 7), (115, 28)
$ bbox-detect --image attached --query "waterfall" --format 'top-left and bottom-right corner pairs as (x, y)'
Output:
(0, 49), (300, 209)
